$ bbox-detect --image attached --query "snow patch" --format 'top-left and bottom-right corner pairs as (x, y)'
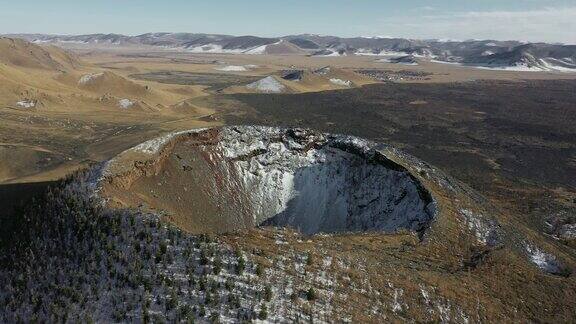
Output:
(215, 65), (248, 72)
(16, 100), (35, 108)
(329, 78), (352, 87)
(431, 60), (551, 72)
(558, 223), (576, 240)
(246, 76), (286, 93)
(214, 64), (259, 72)
(118, 99), (134, 109)
(391, 288), (404, 313)
(78, 73), (104, 85)
(477, 65), (545, 72)
(245, 40), (282, 54)
(187, 42), (277, 55)
(130, 129), (207, 155)
(317, 50), (347, 57)
(377, 56), (419, 65)
(459, 209), (500, 246)
(187, 43), (246, 54)
(132, 134), (175, 154)
(524, 242), (565, 275)
(540, 58), (576, 73)
(356, 49), (408, 56)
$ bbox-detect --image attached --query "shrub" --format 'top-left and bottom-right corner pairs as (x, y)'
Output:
(213, 256), (222, 274)
(166, 293), (177, 311)
(225, 280), (233, 291)
(142, 305), (150, 324)
(306, 253), (314, 266)
(236, 256), (245, 275)
(199, 278), (206, 291)
(264, 285), (272, 302)
(159, 242), (168, 255)
(180, 304), (192, 320)
(255, 263), (264, 276)
(258, 305), (268, 320)
(306, 287), (317, 301)
(200, 249), (209, 266)
(209, 312), (219, 323)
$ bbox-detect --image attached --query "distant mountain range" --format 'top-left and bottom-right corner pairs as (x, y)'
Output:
(6, 33), (576, 72)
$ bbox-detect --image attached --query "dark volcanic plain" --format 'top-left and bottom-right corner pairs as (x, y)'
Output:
(200, 79), (576, 240)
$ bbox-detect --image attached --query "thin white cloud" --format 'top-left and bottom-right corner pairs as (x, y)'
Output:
(459, 7), (573, 19)
(363, 7), (576, 44)
(418, 6), (436, 11)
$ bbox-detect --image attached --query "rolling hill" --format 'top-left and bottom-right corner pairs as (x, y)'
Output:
(0, 37), (185, 112)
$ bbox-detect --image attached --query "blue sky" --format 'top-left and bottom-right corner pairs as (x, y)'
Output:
(1, 0), (575, 43)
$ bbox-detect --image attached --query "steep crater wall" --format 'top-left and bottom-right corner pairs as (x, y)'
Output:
(100, 126), (437, 235)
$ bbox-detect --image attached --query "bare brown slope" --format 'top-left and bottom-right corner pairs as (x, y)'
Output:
(0, 38), (190, 112)
(0, 37), (82, 71)
(76, 71), (150, 97)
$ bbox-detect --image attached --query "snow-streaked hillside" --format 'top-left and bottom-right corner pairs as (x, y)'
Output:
(7, 33), (575, 72)
(0, 169), (340, 323)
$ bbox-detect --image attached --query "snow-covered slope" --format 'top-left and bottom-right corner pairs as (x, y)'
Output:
(214, 127), (436, 234)
(0, 169), (340, 323)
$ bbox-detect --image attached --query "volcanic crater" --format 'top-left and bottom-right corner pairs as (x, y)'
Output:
(98, 126), (437, 236)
